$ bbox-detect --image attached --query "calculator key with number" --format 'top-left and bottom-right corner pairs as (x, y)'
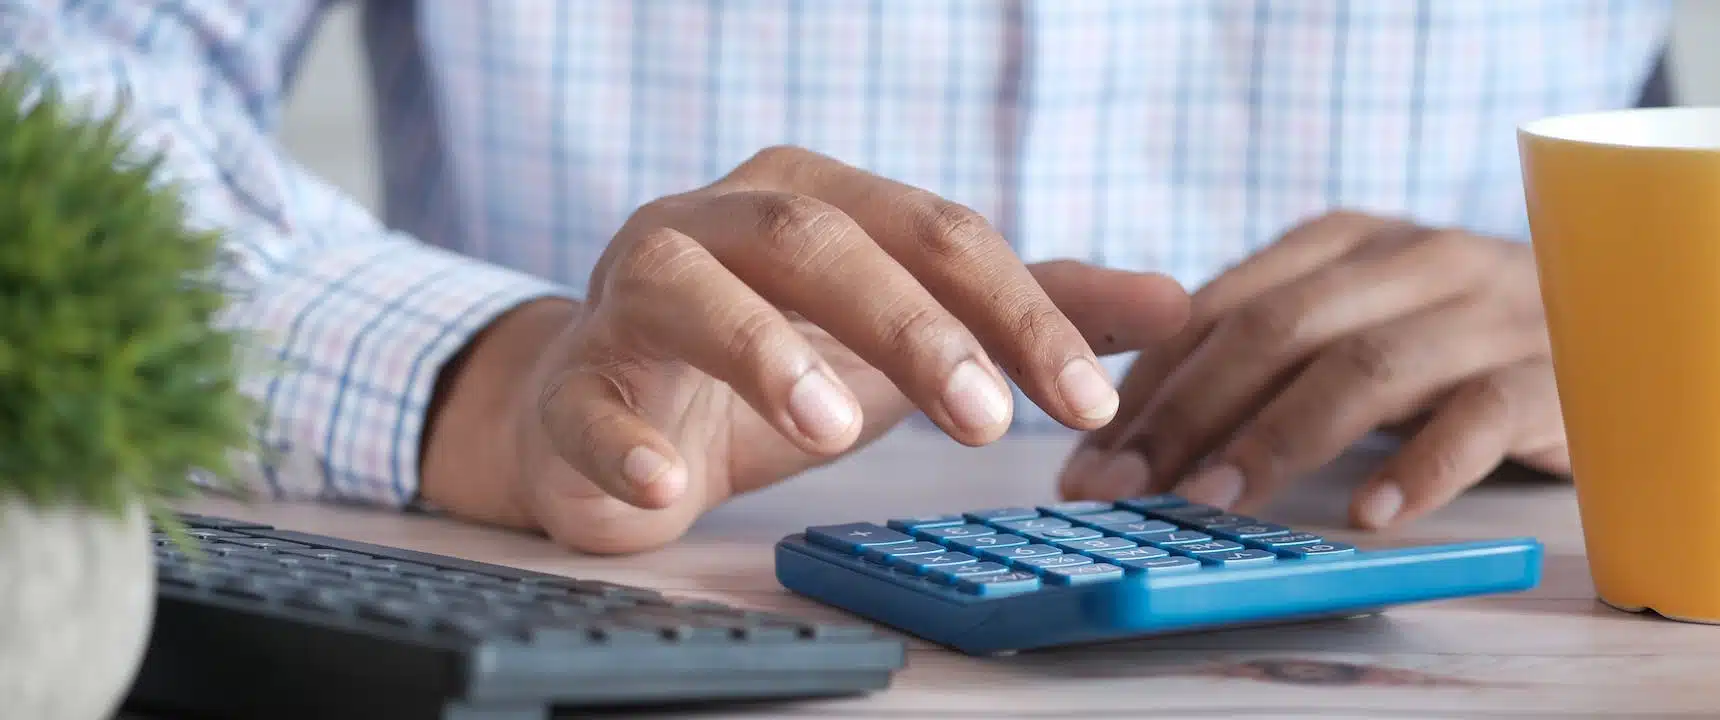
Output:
(775, 494), (1541, 655)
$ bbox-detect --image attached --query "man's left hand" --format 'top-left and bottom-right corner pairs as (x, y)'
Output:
(1057, 211), (1570, 529)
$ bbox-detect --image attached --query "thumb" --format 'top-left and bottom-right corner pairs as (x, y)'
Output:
(1029, 259), (1192, 355)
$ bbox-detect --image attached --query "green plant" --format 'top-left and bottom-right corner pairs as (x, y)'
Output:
(0, 69), (256, 536)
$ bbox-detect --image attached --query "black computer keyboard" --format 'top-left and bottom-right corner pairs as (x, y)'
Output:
(124, 513), (904, 720)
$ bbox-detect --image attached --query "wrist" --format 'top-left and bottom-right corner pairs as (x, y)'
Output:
(421, 297), (582, 526)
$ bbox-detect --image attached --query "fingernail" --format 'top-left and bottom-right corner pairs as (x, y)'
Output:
(1056, 357), (1118, 422)
(621, 446), (673, 489)
(943, 360), (1010, 431)
(1175, 464), (1244, 509)
(1090, 452), (1151, 499)
(788, 368), (855, 442)
(1357, 481), (1404, 528)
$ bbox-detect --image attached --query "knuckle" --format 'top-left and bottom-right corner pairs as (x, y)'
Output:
(1466, 374), (1516, 425)
(1239, 417), (1301, 470)
(751, 193), (844, 253)
(738, 144), (810, 180)
(1008, 304), (1066, 350)
(909, 197), (995, 258)
(1420, 443), (1471, 486)
(607, 229), (698, 305)
(1333, 333), (1400, 385)
(722, 305), (788, 362)
(1227, 303), (1306, 350)
(879, 302), (955, 354)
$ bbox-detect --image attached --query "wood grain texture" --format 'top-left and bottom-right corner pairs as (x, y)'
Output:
(181, 429), (1720, 719)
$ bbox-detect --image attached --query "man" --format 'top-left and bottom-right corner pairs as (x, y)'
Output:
(2, 1), (1674, 553)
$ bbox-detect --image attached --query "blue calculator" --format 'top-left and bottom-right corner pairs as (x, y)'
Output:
(774, 494), (1542, 655)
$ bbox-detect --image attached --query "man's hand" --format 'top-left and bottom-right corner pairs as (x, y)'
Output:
(421, 146), (1191, 554)
(1058, 211), (1568, 529)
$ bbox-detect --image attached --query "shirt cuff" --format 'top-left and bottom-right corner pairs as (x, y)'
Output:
(231, 236), (572, 506)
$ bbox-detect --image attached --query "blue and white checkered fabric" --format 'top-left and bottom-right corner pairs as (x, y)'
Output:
(0, 0), (1674, 507)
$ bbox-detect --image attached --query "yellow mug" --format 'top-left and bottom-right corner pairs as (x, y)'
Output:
(1519, 107), (1720, 623)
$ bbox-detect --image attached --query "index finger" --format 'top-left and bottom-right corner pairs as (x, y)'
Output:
(740, 147), (1121, 429)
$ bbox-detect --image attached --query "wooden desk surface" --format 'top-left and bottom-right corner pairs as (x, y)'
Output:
(183, 429), (1720, 719)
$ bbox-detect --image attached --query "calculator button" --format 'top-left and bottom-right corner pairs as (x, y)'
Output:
(994, 517), (1072, 533)
(1187, 514), (1256, 529)
(1278, 542), (1356, 558)
(980, 544), (1062, 562)
(1113, 555), (1202, 574)
(1096, 520), (1178, 537)
(915, 524), (997, 541)
(1148, 530), (1212, 545)
(1210, 523), (1291, 540)
(946, 533), (1029, 554)
(957, 570), (1041, 596)
(1021, 526), (1103, 543)
(1055, 537), (1137, 554)
(1117, 494), (1188, 512)
(1150, 504), (1226, 520)
(1070, 510), (1146, 526)
(1038, 500), (1116, 517)
(1014, 554), (1093, 571)
(1091, 546), (1170, 562)
(863, 541), (948, 561)
(1173, 540), (1246, 555)
(806, 523), (916, 553)
(930, 561), (1011, 584)
(964, 507), (1042, 523)
(1043, 562), (1125, 586)
(890, 551), (979, 573)
(1259, 532), (1324, 547)
(1196, 549), (1278, 566)
(886, 515), (966, 532)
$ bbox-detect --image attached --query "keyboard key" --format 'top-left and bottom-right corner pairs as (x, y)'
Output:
(930, 561), (1011, 584)
(1278, 542), (1357, 558)
(1196, 549), (1279, 566)
(1054, 536), (1137, 554)
(1116, 494), (1188, 512)
(993, 517), (1072, 533)
(1038, 500), (1116, 517)
(963, 507), (1041, 523)
(915, 524), (997, 541)
(1021, 526), (1103, 543)
(890, 551), (979, 574)
(956, 570), (1041, 596)
(278, 548), (374, 563)
(864, 542), (949, 561)
(220, 538), (311, 551)
(1173, 540), (1246, 555)
(1043, 563), (1125, 586)
(946, 534), (1029, 554)
(1096, 519), (1178, 537)
(1090, 546), (1170, 562)
(805, 523), (916, 553)
(1112, 555), (1202, 574)
(1210, 523), (1291, 540)
(886, 514), (966, 531)
(1259, 532), (1324, 547)
(1013, 554), (1093, 571)
(1149, 530), (1212, 545)
(979, 544), (1062, 562)
(1070, 510), (1146, 526)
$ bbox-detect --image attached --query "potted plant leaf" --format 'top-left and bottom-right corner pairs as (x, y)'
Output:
(0, 70), (258, 720)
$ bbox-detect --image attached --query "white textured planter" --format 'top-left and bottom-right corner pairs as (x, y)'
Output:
(0, 497), (155, 720)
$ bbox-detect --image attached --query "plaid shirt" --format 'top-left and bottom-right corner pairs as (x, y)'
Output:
(1, 0), (1673, 507)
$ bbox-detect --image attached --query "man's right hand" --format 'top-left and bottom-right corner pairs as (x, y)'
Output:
(421, 146), (1192, 554)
